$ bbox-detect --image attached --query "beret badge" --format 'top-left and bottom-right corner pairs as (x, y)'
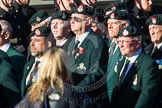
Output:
(123, 29), (129, 36)
(110, 13), (116, 19)
(36, 17), (41, 22)
(62, 12), (66, 20)
(94, 16), (98, 22)
(111, 4), (116, 11)
(78, 5), (83, 12)
(35, 29), (41, 36)
(151, 16), (157, 24)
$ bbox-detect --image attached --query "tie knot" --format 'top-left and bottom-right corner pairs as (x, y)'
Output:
(35, 61), (40, 66)
(125, 59), (130, 64)
(75, 40), (80, 45)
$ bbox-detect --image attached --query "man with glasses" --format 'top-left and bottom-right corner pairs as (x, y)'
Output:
(67, 4), (109, 107)
(110, 26), (159, 108)
(106, 10), (131, 101)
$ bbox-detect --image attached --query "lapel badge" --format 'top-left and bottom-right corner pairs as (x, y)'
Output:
(158, 65), (162, 69)
(77, 63), (87, 74)
(114, 62), (118, 73)
(133, 74), (138, 85)
(123, 29), (129, 36)
(36, 16), (41, 22)
(27, 66), (30, 70)
(78, 5), (83, 12)
(151, 16), (157, 24)
(74, 53), (79, 59)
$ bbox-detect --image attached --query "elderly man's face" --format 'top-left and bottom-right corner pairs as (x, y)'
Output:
(70, 13), (88, 35)
(118, 36), (140, 57)
(51, 19), (69, 40)
(107, 19), (122, 39)
(149, 25), (162, 45)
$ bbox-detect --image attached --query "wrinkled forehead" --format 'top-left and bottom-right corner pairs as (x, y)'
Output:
(107, 18), (121, 24)
(149, 24), (162, 28)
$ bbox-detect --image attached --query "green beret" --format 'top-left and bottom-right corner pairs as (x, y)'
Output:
(72, 4), (94, 16)
(106, 10), (128, 20)
(104, 1), (127, 16)
(146, 14), (162, 25)
(118, 26), (141, 37)
(30, 26), (51, 37)
(51, 11), (71, 20)
(29, 10), (49, 25)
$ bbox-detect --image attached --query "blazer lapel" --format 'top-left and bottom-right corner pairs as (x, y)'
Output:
(119, 53), (144, 89)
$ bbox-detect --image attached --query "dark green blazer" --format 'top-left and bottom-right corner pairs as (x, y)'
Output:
(0, 50), (21, 107)
(107, 41), (121, 100)
(67, 31), (108, 87)
(111, 52), (160, 108)
(67, 31), (110, 107)
(6, 46), (26, 86)
(21, 58), (35, 97)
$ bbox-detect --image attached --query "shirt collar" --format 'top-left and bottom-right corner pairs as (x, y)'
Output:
(126, 48), (142, 63)
(76, 29), (92, 47)
(155, 42), (162, 49)
(56, 39), (68, 46)
(0, 43), (11, 52)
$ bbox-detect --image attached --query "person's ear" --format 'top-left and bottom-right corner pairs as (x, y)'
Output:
(47, 41), (52, 48)
(4, 32), (10, 40)
(85, 17), (92, 25)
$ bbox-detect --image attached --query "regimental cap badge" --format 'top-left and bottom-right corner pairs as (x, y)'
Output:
(151, 16), (157, 24)
(110, 13), (116, 19)
(94, 16), (98, 22)
(78, 5), (83, 12)
(36, 16), (41, 22)
(111, 4), (116, 11)
(62, 12), (66, 20)
(35, 29), (41, 36)
(123, 29), (129, 36)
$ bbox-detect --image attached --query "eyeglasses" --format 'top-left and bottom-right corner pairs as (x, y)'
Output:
(70, 17), (86, 22)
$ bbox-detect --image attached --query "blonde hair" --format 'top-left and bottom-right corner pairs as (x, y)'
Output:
(29, 48), (69, 102)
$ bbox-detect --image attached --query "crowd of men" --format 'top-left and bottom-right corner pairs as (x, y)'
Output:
(0, 0), (162, 108)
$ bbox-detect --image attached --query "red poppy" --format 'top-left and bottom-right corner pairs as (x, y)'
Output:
(79, 48), (84, 54)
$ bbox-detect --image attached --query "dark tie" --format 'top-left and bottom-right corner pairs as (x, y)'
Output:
(119, 58), (130, 82)
(72, 40), (80, 56)
(151, 46), (158, 56)
(27, 61), (40, 85)
(109, 42), (116, 56)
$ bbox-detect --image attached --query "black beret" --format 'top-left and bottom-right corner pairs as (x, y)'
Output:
(30, 26), (51, 37)
(146, 14), (162, 25)
(72, 4), (94, 16)
(106, 10), (128, 20)
(51, 11), (71, 20)
(29, 10), (49, 25)
(118, 26), (141, 37)
(93, 8), (105, 23)
(104, 1), (127, 16)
